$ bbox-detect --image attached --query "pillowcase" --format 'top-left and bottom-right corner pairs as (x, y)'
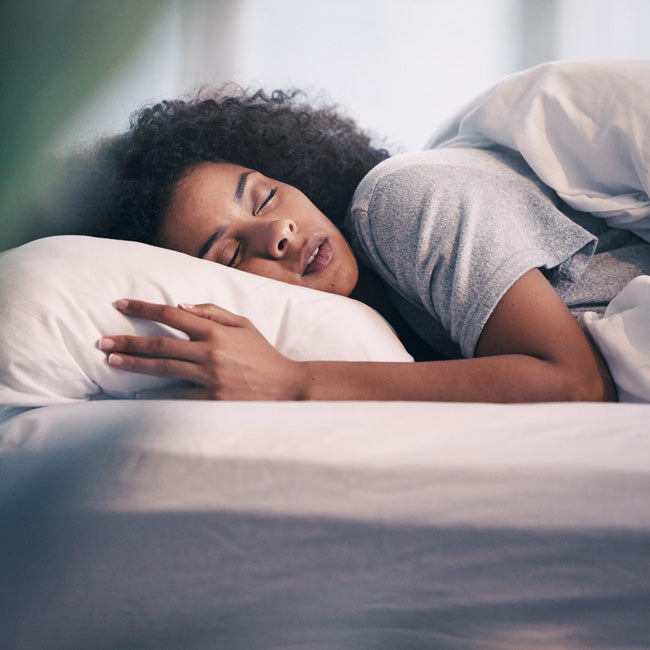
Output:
(0, 236), (412, 406)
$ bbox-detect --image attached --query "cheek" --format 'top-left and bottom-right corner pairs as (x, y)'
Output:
(340, 243), (360, 291)
(340, 262), (360, 296)
(244, 260), (288, 283)
(243, 259), (304, 290)
(327, 250), (359, 296)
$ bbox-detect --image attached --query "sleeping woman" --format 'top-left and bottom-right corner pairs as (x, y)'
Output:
(91, 80), (650, 403)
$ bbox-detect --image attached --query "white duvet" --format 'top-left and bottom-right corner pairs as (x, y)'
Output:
(428, 60), (650, 241)
(582, 275), (650, 402)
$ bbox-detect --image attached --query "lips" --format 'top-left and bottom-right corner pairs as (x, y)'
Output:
(301, 236), (333, 275)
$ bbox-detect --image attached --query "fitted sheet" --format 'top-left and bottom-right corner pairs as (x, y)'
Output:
(1, 399), (649, 649)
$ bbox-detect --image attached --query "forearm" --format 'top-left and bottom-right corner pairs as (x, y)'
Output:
(297, 353), (614, 403)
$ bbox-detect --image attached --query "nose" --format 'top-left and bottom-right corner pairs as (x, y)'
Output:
(251, 218), (297, 259)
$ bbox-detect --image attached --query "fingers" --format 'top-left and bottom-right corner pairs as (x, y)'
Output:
(114, 299), (247, 337)
(104, 351), (206, 385)
(113, 299), (211, 339)
(101, 300), (259, 400)
(99, 333), (204, 363)
(178, 302), (247, 327)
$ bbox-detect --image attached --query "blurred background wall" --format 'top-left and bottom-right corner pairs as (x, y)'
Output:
(2, 0), (649, 250)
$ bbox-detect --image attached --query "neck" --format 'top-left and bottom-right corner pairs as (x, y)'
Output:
(349, 261), (445, 362)
(349, 262), (391, 317)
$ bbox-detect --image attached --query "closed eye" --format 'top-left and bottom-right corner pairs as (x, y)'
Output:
(227, 242), (242, 268)
(256, 187), (277, 215)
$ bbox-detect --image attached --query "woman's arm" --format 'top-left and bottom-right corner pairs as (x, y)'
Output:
(101, 269), (616, 403)
(298, 269), (616, 402)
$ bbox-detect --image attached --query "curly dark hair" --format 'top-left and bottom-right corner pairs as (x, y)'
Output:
(85, 87), (390, 244)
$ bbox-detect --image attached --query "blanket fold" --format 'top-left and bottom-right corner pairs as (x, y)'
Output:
(428, 61), (650, 242)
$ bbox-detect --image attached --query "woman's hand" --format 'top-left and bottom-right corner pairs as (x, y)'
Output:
(99, 300), (307, 400)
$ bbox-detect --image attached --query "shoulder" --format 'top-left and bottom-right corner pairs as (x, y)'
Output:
(348, 146), (556, 256)
(351, 147), (551, 218)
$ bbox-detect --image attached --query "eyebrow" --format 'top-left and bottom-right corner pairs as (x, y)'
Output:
(235, 170), (253, 202)
(197, 170), (253, 258)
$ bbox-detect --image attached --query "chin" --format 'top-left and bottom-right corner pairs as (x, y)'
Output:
(331, 273), (359, 297)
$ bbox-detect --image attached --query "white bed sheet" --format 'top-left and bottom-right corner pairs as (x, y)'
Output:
(1, 400), (649, 649)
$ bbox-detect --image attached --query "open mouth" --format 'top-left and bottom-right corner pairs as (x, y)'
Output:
(302, 237), (333, 275)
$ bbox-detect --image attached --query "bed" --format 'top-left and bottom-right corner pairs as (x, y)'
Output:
(2, 399), (650, 649)
(1, 61), (649, 649)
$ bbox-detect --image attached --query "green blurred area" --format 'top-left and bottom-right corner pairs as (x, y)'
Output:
(0, 0), (168, 251)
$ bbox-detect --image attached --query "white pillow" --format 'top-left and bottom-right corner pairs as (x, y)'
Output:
(0, 236), (412, 406)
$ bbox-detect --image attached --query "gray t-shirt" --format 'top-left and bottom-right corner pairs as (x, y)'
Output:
(347, 147), (650, 359)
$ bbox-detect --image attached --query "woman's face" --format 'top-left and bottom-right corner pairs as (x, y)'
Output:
(156, 162), (359, 296)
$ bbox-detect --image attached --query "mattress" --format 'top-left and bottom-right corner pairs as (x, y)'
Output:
(1, 399), (649, 649)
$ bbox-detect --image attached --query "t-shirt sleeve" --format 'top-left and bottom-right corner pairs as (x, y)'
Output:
(348, 149), (596, 358)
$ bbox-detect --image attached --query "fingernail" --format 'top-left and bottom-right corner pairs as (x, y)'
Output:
(114, 299), (128, 310)
(98, 337), (115, 350)
(179, 303), (195, 309)
(108, 353), (123, 366)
